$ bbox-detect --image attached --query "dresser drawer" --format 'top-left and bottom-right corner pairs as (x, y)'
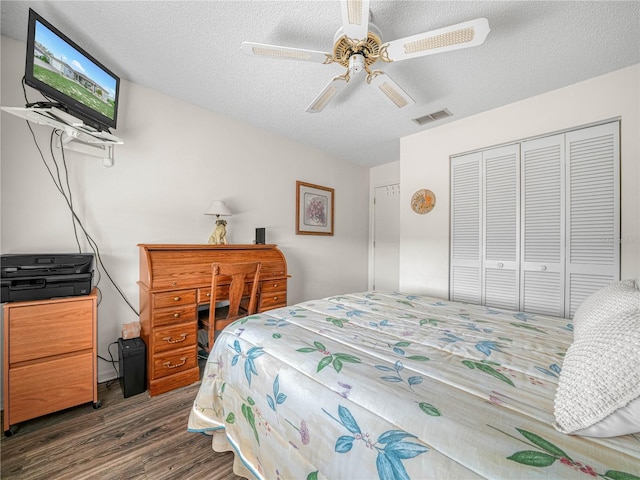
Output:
(259, 291), (287, 311)
(153, 322), (197, 353)
(152, 305), (197, 327)
(8, 300), (93, 364)
(260, 279), (287, 294)
(198, 287), (213, 304)
(153, 346), (197, 379)
(152, 290), (197, 309)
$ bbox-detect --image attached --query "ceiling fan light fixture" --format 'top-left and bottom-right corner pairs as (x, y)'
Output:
(243, 7), (489, 114)
(349, 53), (365, 74)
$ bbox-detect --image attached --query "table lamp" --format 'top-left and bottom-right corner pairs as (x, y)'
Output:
(205, 200), (232, 245)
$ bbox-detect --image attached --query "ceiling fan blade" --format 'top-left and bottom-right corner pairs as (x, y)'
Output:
(340, 0), (370, 40)
(241, 42), (331, 63)
(368, 72), (415, 109)
(384, 18), (490, 61)
(306, 76), (350, 113)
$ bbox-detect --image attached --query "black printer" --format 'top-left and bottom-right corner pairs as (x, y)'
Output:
(1, 253), (94, 303)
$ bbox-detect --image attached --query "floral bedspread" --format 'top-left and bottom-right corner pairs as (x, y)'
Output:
(188, 291), (640, 480)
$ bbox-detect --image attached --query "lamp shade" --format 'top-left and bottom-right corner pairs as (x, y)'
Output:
(204, 200), (232, 216)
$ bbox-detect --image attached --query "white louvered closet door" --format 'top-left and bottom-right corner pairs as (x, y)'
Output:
(450, 152), (482, 304)
(483, 145), (520, 310)
(565, 122), (620, 316)
(450, 121), (619, 317)
(520, 134), (565, 316)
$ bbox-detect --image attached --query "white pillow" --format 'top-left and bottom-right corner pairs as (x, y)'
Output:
(572, 279), (639, 338)
(573, 395), (640, 437)
(554, 307), (640, 436)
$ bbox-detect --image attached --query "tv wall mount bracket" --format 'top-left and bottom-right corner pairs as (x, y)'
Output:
(1, 106), (123, 167)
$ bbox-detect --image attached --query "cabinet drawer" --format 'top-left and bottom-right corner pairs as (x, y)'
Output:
(153, 346), (197, 379)
(153, 322), (197, 353)
(8, 301), (93, 364)
(152, 290), (197, 309)
(8, 351), (94, 425)
(260, 279), (287, 294)
(198, 287), (213, 304)
(152, 305), (197, 327)
(259, 291), (287, 311)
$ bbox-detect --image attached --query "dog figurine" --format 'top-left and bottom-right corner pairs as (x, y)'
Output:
(208, 219), (228, 245)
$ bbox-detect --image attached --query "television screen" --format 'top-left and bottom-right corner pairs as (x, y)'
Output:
(25, 8), (120, 131)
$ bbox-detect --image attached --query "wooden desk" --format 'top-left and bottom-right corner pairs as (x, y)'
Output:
(137, 244), (288, 396)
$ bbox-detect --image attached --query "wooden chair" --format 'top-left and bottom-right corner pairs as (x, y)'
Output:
(199, 261), (261, 354)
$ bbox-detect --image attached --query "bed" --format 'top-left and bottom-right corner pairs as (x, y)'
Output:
(188, 290), (640, 479)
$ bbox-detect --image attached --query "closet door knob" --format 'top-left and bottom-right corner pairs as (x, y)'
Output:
(540, 265), (547, 271)
(497, 262), (504, 269)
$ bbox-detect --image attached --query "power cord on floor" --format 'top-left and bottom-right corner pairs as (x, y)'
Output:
(97, 341), (120, 388)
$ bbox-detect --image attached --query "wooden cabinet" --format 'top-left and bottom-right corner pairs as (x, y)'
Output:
(138, 244), (288, 396)
(3, 289), (98, 435)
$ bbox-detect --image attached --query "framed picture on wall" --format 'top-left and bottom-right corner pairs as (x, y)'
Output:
(296, 181), (334, 236)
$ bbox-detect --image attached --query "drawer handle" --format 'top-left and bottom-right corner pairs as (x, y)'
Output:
(173, 313), (180, 318)
(273, 283), (279, 288)
(273, 296), (278, 301)
(163, 357), (187, 369)
(162, 333), (188, 344)
(205, 292), (211, 297)
(171, 282), (177, 287)
(174, 296), (181, 301)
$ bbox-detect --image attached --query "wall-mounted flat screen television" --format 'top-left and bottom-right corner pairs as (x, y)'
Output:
(25, 8), (120, 131)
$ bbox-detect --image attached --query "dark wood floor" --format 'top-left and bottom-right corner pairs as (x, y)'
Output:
(1, 378), (245, 480)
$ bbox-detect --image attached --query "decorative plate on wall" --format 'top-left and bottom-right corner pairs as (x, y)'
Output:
(411, 189), (436, 214)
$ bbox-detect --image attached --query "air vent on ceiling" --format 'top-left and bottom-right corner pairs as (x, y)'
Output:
(412, 109), (452, 126)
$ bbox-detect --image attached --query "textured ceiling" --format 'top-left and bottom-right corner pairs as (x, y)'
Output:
(1, 1), (639, 167)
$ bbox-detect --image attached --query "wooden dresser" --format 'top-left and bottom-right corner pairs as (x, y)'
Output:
(3, 289), (98, 436)
(137, 244), (288, 396)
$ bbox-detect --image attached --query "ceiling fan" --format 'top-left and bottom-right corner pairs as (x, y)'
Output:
(241, 0), (490, 113)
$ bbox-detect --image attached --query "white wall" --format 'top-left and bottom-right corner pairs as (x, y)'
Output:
(0, 35), (370, 387)
(400, 64), (640, 298)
